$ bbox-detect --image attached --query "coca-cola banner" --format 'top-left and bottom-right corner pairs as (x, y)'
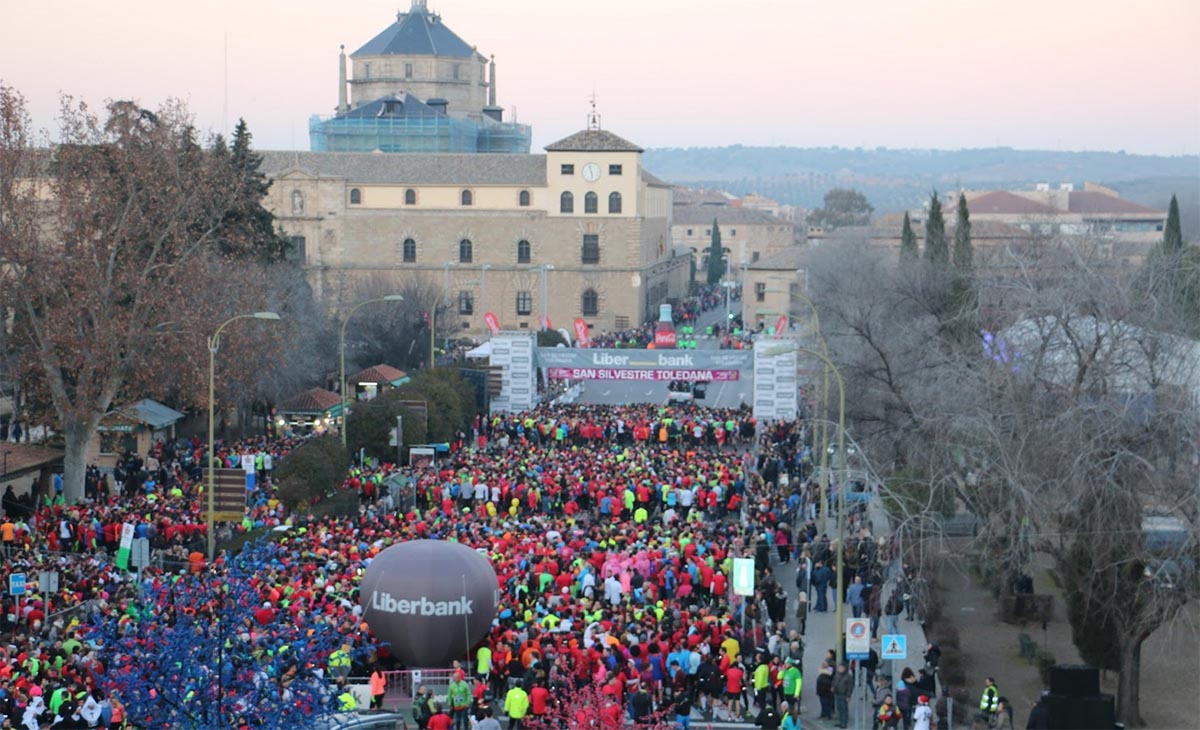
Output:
(483, 312), (501, 335)
(572, 318), (591, 347)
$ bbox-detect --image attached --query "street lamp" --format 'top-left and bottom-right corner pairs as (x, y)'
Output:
(480, 264), (493, 340)
(340, 295), (405, 448)
(208, 311), (281, 560)
(539, 264), (555, 330)
(432, 262), (456, 368)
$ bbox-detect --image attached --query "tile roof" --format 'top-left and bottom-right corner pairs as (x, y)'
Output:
(261, 151), (547, 186)
(746, 245), (810, 270)
(968, 191), (1060, 215)
(544, 129), (644, 153)
(350, 364), (409, 385)
(672, 205), (789, 226)
(352, 8), (478, 58)
(338, 93), (441, 120)
(0, 443), (64, 479)
(641, 170), (671, 188)
(280, 388), (343, 415)
(1068, 192), (1163, 215)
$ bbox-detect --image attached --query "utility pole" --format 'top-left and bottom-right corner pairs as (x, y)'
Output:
(396, 415), (404, 466)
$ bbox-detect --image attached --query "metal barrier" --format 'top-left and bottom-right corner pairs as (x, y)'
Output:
(376, 668), (458, 704)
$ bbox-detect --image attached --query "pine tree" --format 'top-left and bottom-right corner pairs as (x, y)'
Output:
(953, 194), (974, 271)
(706, 218), (725, 285)
(1163, 193), (1183, 251)
(923, 192), (948, 267)
(899, 211), (918, 262)
(221, 118), (291, 263)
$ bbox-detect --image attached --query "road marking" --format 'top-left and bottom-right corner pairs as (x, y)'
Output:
(715, 380), (728, 406)
(602, 390), (611, 396)
(645, 389), (654, 396)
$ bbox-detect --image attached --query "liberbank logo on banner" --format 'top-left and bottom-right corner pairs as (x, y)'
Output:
(536, 347), (752, 374)
(371, 592), (475, 616)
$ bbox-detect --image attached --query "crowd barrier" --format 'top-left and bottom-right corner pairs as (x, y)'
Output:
(374, 668), (458, 704)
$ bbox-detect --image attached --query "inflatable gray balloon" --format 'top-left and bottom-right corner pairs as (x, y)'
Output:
(360, 539), (499, 667)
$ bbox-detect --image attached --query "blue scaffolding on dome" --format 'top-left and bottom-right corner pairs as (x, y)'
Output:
(310, 93), (530, 154)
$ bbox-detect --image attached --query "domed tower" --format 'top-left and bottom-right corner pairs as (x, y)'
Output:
(348, 0), (491, 119)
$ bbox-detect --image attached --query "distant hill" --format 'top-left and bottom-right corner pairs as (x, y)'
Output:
(643, 146), (1200, 238)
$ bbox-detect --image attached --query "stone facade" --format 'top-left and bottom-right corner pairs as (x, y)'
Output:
(262, 130), (691, 336)
(741, 246), (811, 330)
(671, 205), (796, 274)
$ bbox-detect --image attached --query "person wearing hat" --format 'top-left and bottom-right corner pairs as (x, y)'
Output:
(912, 694), (934, 730)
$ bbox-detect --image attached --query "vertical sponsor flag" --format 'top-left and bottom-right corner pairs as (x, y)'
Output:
(115, 523), (135, 570)
(483, 312), (501, 336)
(573, 318), (590, 348)
(775, 314), (789, 338)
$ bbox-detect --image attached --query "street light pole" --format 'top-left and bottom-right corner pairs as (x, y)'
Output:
(480, 264), (492, 340)
(340, 295), (405, 448)
(433, 262), (455, 369)
(539, 264), (555, 330)
(208, 311), (280, 561)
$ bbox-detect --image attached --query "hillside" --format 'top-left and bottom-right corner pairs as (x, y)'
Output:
(643, 146), (1200, 237)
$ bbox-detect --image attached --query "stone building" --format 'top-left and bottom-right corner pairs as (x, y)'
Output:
(262, 126), (690, 336)
(671, 205), (797, 274)
(741, 246), (811, 331)
(310, 0), (530, 153)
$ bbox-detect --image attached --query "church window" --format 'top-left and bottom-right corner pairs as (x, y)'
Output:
(517, 239), (531, 264)
(458, 291), (474, 315)
(461, 189), (473, 206)
(518, 190), (531, 207)
(584, 192), (598, 214)
(402, 238), (417, 263)
(581, 289), (599, 316)
(516, 291), (532, 316)
(459, 239), (473, 263)
(405, 189), (417, 205)
(349, 188), (362, 205)
(287, 236), (306, 263)
(581, 234), (600, 264)
(608, 192), (622, 214)
(560, 191), (574, 214)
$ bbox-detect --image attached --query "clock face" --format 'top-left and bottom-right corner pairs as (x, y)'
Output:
(582, 163), (601, 182)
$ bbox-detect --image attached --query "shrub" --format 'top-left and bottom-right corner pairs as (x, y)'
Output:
(274, 435), (348, 511)
(1035, 649), (1056, 687)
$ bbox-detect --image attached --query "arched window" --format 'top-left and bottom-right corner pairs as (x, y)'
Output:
(584, 192), (598, 214)
(560, 191), (574, 214)
(402, 238), (417, 262)
(349, 188), (362, 205)
(518, 190), (531, 207)
(459, 239), (473, 263)
(461, 189), (473, 206)
(405, 188), (417, 205)
(581, 289), (599, 317)
(608, 192), (622, 214)
(517, 239), (531, 264)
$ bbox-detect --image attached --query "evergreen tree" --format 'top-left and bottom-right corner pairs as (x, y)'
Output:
(923, 192), (948, 267)
(953, 194), (974, 271)
(1163, 193), (1183, 251)
(899, 211), (918, 262)
(220, 118), (291, 263)
(706, 219), (725, 285)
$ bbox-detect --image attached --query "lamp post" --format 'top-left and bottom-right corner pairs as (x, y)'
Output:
(340, 295), (405, 448)
(539, 264), (555, 330)
(480, 264), (492, 340)
(433, 262), (455, 368)
(208, 311), (280, 560)
(790, 291), (832, 523)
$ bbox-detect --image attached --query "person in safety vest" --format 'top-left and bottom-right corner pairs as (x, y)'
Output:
(977, 677), (999, 722)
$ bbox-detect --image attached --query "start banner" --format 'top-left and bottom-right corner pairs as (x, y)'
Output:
(547, 368), (740, 381)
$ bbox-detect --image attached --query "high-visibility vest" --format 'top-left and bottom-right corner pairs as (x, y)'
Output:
(339, 690), (357, 711)
(979, 684), (998, 712)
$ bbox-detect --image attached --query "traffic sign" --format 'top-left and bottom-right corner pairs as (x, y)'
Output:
(846, 618), (870, 659)
(882, 634), (907, 660)
(9, 573), (26, 596)
(732, 558), (755, 597)
(131, 538), (152, 570)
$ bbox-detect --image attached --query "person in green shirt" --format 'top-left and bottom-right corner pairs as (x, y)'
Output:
(447, 670), (473, 730)
(753, 653), (772, 710)
(781, 658), (803, 705)
(634, 505), (649, 524)
(476, 645), (492, 681)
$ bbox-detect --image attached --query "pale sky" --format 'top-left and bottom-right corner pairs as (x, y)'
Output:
(2, 0), (1198, 155)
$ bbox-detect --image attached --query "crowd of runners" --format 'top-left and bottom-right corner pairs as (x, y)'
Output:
(0, 399), (928, 729)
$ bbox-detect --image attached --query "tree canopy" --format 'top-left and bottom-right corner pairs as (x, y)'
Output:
(807, 187), (874, 230)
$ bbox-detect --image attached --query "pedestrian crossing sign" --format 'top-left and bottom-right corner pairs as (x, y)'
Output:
(882, 634), (907, 660)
